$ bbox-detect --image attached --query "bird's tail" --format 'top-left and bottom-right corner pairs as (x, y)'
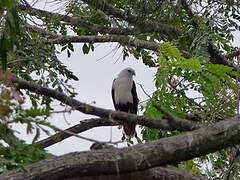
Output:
(123, 122), (136, 138)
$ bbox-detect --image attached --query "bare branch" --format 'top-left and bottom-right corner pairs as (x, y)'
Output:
(1, 115), (240, 179)
(49, 35), (160, 52)
(36, 118), (118, 148)
(137, 83), (151, 99)
(68, 166), (206, 180)
(26, 24), (58, 38)
(47, 123), (120, 145)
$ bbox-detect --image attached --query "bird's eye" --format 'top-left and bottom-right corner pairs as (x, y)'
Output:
(127, 70), (131, 72)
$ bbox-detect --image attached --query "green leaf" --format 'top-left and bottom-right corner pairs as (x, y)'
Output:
(82, 43), (90, 54)
(67, 50), (71, 57)
(160, 42), (182, 59)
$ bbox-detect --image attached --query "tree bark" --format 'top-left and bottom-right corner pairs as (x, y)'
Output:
(68, 166), (206, 180)
(1, 116), (239, 180)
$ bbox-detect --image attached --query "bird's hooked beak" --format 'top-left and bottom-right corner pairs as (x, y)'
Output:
(133, 71), (136, 76)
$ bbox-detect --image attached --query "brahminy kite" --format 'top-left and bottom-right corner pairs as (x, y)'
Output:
(112, 68), (139, 137)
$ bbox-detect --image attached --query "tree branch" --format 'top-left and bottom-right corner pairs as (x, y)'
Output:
(9, 77), (200, 132)
(36, 118), (118, 149)
(26, 23), (160, 51)
(66, 166), (206, 180)
(27, 24), (160, 52)
(1, 115), (239, 179)
(19, 3), (181, 38)
(19, 4), (140, 35)
(49, 35), (160, 52)
(80, 0), (182, 38)
(28, 25), (194, 59)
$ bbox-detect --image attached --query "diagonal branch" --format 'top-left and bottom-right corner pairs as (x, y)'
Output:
(1, 115), (239, 179)
(36, 118), (118, 148)
(9, 77), (200, 132)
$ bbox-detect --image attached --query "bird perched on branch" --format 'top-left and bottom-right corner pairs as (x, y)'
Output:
(112, 68), (139, 137)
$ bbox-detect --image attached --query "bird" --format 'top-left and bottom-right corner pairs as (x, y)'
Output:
(111, 67), (139, 137)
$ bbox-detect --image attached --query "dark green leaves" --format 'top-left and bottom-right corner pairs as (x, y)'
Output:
(0, 0), (20, 71)
(82, 43), (94, 54)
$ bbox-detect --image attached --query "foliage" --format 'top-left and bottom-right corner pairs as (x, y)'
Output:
(0, 0), (20, 70)
(0, 86), (53, 172)
(0, 137), (52, 172)
(142, 42), (239, 178)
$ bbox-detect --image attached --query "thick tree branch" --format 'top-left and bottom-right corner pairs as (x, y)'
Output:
(9, 77), (199, 132)
(67, 166), (206, 180)
(1, 115), (239, 180)
(36, 118), (118, 149)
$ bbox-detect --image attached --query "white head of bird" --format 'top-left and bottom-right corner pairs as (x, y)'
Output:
(118, 68), (136, 78)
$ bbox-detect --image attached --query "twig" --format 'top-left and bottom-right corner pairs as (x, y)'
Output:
(137, 83), (151, 99)
(50, 109), (73, 114)
(153, 105), (181, 123)
(53, 125), (120, 144)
